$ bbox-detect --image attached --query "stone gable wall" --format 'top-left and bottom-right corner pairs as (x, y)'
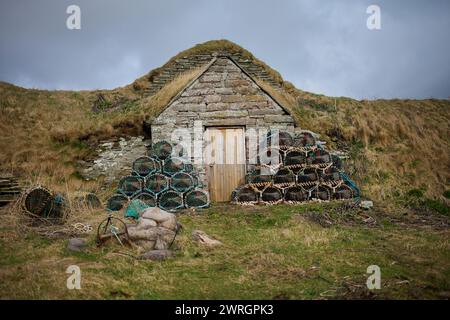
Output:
(151, 57), (296, 188)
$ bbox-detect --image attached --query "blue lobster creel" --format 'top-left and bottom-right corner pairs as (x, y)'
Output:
(117, 176), (143, 198)
(132, 156), (160, 177)
(185, 189), (210, 209)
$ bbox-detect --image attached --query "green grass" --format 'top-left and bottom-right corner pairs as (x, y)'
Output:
(0, 203), (449, 299)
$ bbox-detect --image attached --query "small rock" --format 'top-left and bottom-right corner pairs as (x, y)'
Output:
(192, 230), (222, 247)
(360, 200), (374, 210)
(139, 250), (173, 261)
(67, 238), (86, 252)
(142, 207), (174, 223)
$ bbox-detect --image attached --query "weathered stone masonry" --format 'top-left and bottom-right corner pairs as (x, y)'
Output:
(150, 56), (296, 189)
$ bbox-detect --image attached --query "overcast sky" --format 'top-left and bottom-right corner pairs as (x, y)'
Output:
(0, 0), (449, 99)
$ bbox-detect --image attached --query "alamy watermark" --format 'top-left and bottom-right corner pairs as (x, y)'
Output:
(66, 5), (81, 30)
(366, 265), (381, 289)
(366, 5), (381, 30)
(66, 265), (81, 290)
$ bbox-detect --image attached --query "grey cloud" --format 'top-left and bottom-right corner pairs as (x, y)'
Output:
(0, 0), (449, 99)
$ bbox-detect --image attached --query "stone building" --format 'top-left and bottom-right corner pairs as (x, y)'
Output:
(149, 55), (297, 201)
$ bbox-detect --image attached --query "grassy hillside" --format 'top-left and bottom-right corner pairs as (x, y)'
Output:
(0, 39), (449, 300)
(1, 40), (449, 205)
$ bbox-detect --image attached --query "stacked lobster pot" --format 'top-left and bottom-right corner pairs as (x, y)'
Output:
(232, 131), (358, 205)
(106, 141), (210, 212)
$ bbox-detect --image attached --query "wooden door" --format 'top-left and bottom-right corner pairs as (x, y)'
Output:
(205, 128), (246, 202)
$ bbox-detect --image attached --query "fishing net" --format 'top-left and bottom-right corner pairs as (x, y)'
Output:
(132, 192), (157, 207)
(117, 176), (143, 197)
(159, 190), (184, 211)
(144, 173), (169, 195)
(151, 141), (173, 160)
(163, 157), (186, 176)
(332, 184), (354, 200)
(273, 168), (295, 187)
(284, 186), (309, 202)
(297, 168), (319, 184)
(293, 131), (316, 147)
(106, 194), (129, 211)
(132, 156), (160, 177)
(284, 150), (307, 168)
(171, 172), (195, 193)
(124, 199), (148, 220)
(311, 186), (331, 201)
(185, 189), (210, 208)
(232, 186), (259, 203)
(261, 186), (283, 204)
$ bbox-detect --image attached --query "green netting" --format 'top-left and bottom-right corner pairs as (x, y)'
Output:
(185, 189), (210, 208)
(297, 168), (318, 184)
(159, 190), (184, 211)
(132, 156), (160, 177)
(274, 168), (295, 186)
(261, 186), (283, 203)
(132, 192), (157, 207)
(163, 157), (185, 175)
(124, 199), (149, 220)
(144, 173), (169, 195)
(151, 141), (173, 160)
(284, 150), (307, 167)
(312, 186), (331, 201)
(233, 186), (259, 203)
(23, 186), (53, 216)
(106, 194), (129, 211)
(293, 132), (316, 147)
(332, 184), (354, 200)
(118, 176), (143, 197)
(284, 186), (309, 202)
(171, 172), (194, 193)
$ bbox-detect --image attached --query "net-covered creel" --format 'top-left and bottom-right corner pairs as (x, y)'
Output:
(132, 192), (157, 207)
(185, 189), (210, 208)
(22, 186), (67, 221)
(273, 168), (296, 186)
(293, 131), (316, 147)
(132, 156), (160, 177)
(163, 157), (186, 175)
(246, 168), (273, 189)
(151, 141), (173, 160)
(284, 149), (307, 168)
(159, 190), (184, 211)
(266, 130), (293, 149)
(284, 186), (309, 202)
(144, 173), (169, 195)
(232, 186), (259, 203)
(117, 176), (143, 197)
(261, 186), (283, 203)
(332, 184), (354, 200)
(171, 172), (195, 193)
